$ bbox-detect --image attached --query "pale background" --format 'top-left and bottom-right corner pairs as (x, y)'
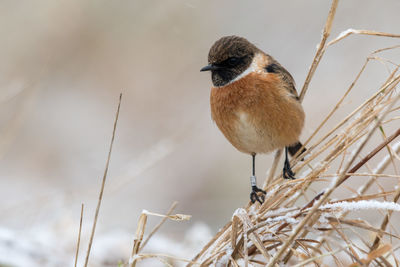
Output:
(0, 1), (399, 266)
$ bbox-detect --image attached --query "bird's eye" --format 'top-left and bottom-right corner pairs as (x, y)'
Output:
(227, 57), (240, 66)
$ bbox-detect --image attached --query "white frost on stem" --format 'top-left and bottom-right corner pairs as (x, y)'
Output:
(320, 200), (400, 212)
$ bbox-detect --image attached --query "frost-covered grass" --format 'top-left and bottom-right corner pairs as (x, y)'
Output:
(185, 2), (400, 266)
(0, 222), (212, 267)
(190, 52), (400, 266)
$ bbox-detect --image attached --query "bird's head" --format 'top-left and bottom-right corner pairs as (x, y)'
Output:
(201, 36), (258, 87)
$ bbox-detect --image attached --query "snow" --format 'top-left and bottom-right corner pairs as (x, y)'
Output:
(287, 191), (301, 203)
(299, 167), (313, 178)
(0, 226), (72, 267)
(265, 213), (298, 224)
(248, 204), (257, 217)
(336, 28), (356, 40)
(236, 258), (255, 267)
(329, 175), (339, 188)
(264, 207), (295, 217)
(129, 254), (140, 264)
(267, 184), (280, 196)
(320, 200), (400, 212)
(0, 220), (212, 267)
(232, 208), (247, 220)
(318, 215), (330, 226)
(214, 247), (233, 267)
(302, 153), (311, 161)
(142, 209), (149, 214)
(226, 246), (233, 256)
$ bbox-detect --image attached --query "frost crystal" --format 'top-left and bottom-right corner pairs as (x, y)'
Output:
(320, 200), (400, 212)
(337, 28), (356, 39)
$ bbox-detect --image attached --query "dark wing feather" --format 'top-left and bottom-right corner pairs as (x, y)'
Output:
(264, 60), (299, 101)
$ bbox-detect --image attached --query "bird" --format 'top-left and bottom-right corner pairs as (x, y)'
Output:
(200, 36), (305, 204)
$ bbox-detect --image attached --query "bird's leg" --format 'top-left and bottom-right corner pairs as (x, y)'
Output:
(250, 153), (266, 204)
(283, 147), (296, 179)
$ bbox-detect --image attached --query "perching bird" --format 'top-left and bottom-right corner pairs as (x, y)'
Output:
(201, 36), (305, 204)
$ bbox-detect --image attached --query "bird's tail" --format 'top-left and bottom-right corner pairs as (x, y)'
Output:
(287, 142), (307, 160)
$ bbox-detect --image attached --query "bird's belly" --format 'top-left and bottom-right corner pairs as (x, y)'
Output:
(210, 71), (304, 155)
(230, 112), (278, 154)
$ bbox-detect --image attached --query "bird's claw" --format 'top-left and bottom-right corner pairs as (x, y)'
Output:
(250, 186), (266, 204)
(283, 160), (296, 179)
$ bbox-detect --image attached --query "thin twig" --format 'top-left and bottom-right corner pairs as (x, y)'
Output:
(130, 212), (148, 267)
(292, 248), (343, 267)
(83, 93), (122, 267)
(371, 170), (400, 250)
(187, 222), (232, 266)
(140, 201), (179, 251)
(327, 29), (400, 47)
(337, 127), (400, 188)
(298, 0), (339, 102)
(301, 127), (400, 221)
(129, 253), (200, 265)
(266, 95), (400, 267)
(301, 58), (369, 152)
(263, 149), (282, 188)
(74, 203), (84, 267)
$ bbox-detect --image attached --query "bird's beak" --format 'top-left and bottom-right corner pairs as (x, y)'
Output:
(200, 64), (220, 72)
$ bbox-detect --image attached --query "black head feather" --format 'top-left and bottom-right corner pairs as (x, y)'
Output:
(205, 36), (258, 87)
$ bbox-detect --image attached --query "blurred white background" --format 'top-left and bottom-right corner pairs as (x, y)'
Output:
(0, 0), (399, 266)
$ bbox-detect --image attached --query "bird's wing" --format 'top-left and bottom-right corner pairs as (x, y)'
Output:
(264, 60), (300, 101)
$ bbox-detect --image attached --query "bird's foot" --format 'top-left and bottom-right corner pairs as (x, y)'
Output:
(283, 160), (296, 180)
(250, 185), (266, 204)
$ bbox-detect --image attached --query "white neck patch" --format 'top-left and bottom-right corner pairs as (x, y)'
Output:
(217, 53), (264, 87)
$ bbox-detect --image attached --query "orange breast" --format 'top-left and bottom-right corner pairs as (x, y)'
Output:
(210, 72), (304, 154)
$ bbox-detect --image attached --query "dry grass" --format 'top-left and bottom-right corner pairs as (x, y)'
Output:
(78, 1), (400, 266)
(182, 1), (400, 266)
(83, 94), (122, 267)
(184, 63), (400, 265)
(74, 203), (84, 267)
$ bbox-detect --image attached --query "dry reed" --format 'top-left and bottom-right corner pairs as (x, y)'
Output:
(84, 93), (122, 267)
(182, 1), (400, 266)
(185, 49), (400, 266)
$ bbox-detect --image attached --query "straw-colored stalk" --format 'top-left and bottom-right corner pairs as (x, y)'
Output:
(184, 0), (400, 266)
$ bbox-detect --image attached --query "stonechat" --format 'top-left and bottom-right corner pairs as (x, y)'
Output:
(201, 36), (305, 204)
